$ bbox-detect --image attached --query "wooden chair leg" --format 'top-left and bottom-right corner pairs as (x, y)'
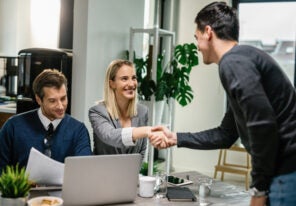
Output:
(214, 146), (252, 190)
(246, 172), (250, 190)
(214, 169), (218, 179)
(214, 150), (223, 179)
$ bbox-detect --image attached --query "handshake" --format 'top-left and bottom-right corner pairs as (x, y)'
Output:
(147, 126), (177, 149)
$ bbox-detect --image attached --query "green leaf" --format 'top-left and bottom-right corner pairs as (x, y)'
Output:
(140, 162), (159, 176)
(175, 85), (194, 106)
(174, 45), (187, 65)
(187, 43), (199, 67)
(0, 164), (31, 198)
(138, 78), (156, 101)
(126, 42), (199, 106)
(157, 54), (164, 82)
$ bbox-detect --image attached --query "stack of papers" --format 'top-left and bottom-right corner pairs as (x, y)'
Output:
(26, 147), (64, 186)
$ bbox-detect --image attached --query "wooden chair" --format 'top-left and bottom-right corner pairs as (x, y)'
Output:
(214, 145), (252, 190)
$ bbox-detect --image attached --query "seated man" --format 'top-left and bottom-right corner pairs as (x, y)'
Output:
(0, 69), (92, 175)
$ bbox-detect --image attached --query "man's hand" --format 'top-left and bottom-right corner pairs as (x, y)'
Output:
(148, 125), (177, 149)
(149, 131), (168, 149)
(250, 196), (267, 206)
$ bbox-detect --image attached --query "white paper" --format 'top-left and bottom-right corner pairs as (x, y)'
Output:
(26, 147), (64, 186)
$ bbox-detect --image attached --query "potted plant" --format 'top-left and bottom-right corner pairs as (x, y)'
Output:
(0, 164), (31, 206)
(155, 43), (199, 106)
(140, 161), (160, 176)
(127, 43), (199, 107)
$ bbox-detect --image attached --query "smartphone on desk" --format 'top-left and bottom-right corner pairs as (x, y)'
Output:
(167, 175), (193, 186)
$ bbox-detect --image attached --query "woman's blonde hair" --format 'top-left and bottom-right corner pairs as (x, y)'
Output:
(103, 59), (138, 119)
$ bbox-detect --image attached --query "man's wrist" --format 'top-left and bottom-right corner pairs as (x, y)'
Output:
(172, 132), (178, 145)
(249, 187), (268, 197)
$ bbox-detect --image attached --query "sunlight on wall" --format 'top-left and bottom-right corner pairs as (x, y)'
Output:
(30, 0), (60, 48)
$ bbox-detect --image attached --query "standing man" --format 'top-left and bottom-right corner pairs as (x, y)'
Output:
(0, 69), (92, 174)
(150, 2), (296, 206)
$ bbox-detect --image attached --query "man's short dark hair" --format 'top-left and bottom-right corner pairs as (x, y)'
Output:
(32, 69), (68, 100)
(195, 1), (239, 41)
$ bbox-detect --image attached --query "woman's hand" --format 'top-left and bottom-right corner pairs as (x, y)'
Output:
(149, 126), (177, 149)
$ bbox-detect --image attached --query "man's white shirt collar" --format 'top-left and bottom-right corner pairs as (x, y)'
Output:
(38, 108), (62, 130)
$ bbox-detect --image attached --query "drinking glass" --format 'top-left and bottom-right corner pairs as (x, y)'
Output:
(154, 172), (168, 198)
(198, 177), (213, 206)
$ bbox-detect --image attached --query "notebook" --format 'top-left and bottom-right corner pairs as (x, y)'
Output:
(167, 187), (197, 202)
(61, 154), (141, 206)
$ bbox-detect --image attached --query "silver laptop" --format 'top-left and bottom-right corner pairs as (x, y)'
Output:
(62, 154), (141, 206)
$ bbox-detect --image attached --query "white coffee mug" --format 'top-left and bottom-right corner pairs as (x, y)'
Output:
(139, 176), (156, 198)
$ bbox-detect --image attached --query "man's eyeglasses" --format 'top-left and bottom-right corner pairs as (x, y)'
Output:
(44, 123), (54, 157)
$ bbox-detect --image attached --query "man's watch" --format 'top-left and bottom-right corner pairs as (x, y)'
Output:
(249, 187), (268, 197)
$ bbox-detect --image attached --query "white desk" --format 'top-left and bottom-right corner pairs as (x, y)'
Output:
(128, 171), (249, 206)
(29, 171), (250, 206)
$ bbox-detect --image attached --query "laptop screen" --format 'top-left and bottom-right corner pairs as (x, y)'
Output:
(62, 154), (141, 206)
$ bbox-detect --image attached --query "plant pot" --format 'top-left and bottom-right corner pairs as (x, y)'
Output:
(0, 196), (28, 206)
(155, 100), (165, 125)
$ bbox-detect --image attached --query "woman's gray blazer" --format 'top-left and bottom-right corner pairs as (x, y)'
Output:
(88, 102), (148, 159)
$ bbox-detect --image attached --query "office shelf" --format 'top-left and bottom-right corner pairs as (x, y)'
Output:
(129, 26), (175, 176)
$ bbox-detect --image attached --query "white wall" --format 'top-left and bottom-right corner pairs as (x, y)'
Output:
(0, 0), (31, 56)
(0, 0), (58, 56)
(72, 0), (146, 148)
(0, 0), (17, 56)
(171, 0), (228, 176)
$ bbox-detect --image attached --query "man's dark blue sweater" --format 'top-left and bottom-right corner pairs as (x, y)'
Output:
(0, 109), (92, 174)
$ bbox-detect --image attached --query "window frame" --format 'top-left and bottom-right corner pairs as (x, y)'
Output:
(232, 0), (296, 86)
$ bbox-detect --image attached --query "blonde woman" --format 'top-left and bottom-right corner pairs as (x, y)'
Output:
(89, 59), (160, 159)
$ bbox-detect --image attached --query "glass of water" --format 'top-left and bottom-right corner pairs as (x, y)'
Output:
(198, 177), (213, 206)
(154, 172), (168, 198)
